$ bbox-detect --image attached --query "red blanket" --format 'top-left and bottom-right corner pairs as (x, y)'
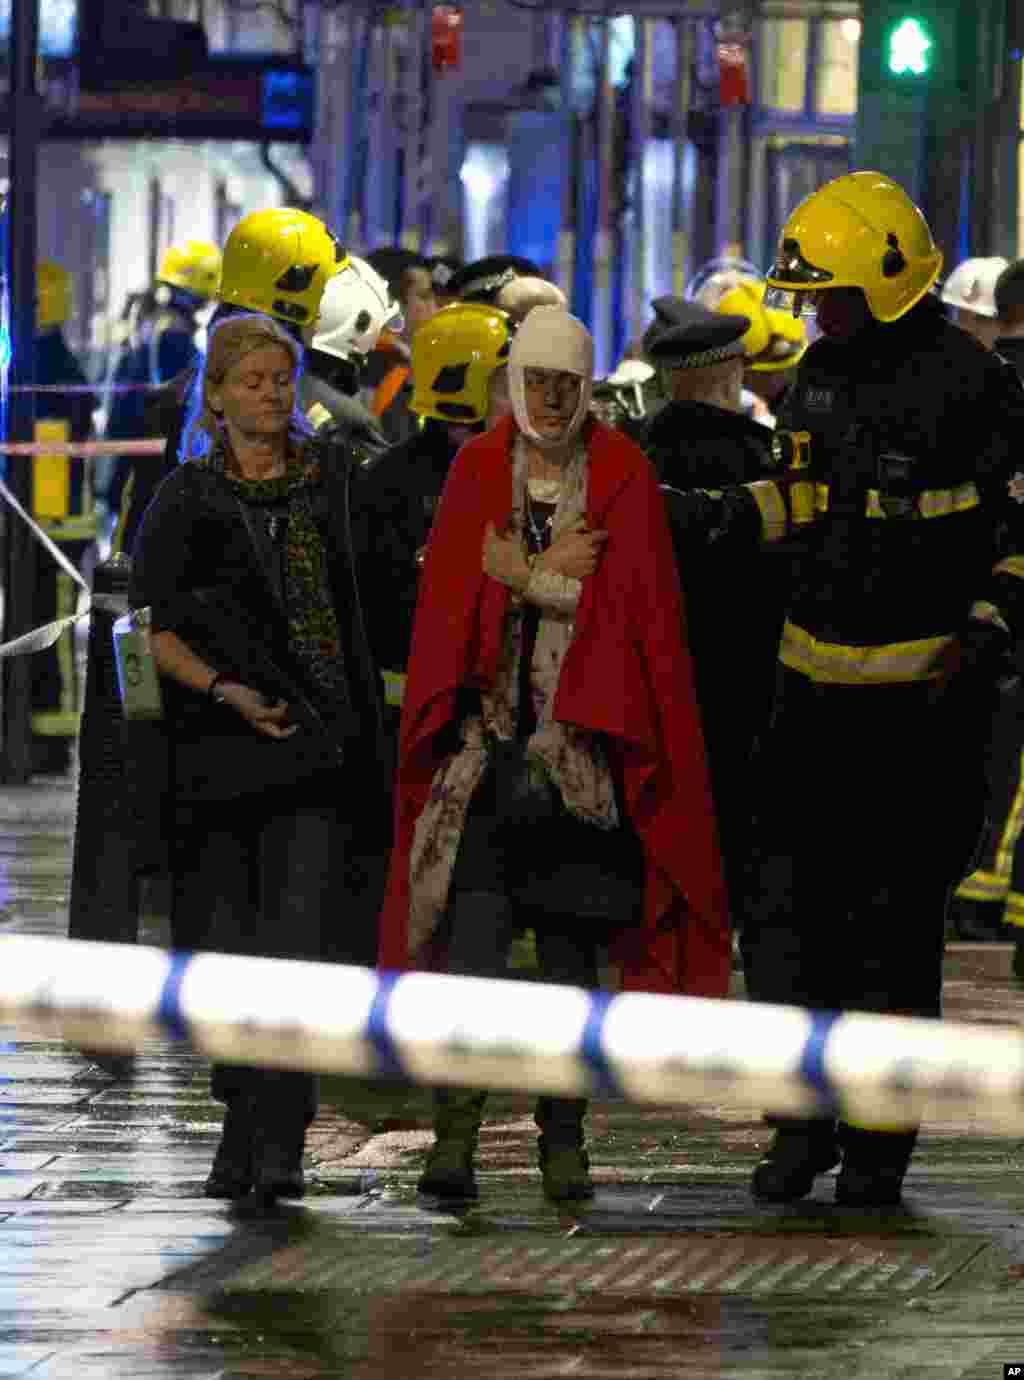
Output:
(378, 414), (730, 996)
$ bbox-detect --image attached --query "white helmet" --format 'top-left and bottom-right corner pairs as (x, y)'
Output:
(308, 254), (404, 361)
(940, 257), (1009, 319)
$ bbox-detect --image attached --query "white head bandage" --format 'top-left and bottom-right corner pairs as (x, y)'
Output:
(508, 306), (594, 449)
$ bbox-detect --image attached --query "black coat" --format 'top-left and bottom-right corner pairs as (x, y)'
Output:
(643, 400), (784, 877)
(131, 442), (388, 806)
(351, 418), (463, 675)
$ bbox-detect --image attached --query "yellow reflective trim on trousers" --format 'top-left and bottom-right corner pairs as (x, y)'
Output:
(841, 1115), (919, 1133)
(1004, 892), (1024, 928)
(812, 483), (978, 519)
(31, 711), (80, 736)
(994, 555), (1024, 580)
(779, 621), (952, 685)
(956, 868), (1011, 902)
(748, 480), (787, 543)
(383, 671), (406, 707)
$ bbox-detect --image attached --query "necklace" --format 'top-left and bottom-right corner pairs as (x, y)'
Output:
(525, 492), (554, 552)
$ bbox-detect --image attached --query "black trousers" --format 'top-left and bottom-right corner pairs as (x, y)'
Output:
(173, 784), (351, 1132)
(740, 670), (987, 1159)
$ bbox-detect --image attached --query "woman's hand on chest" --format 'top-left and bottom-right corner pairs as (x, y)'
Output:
(483, 521), (531, 592)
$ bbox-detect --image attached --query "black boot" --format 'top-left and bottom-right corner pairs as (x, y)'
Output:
(252, 1121), (306, 1201)
(835, 1125), (916, 1208)
(536, 1097), (594, 1203)
(204, 1098), (255, 1199)
(418, 1089), (488, 1201)
(751, 1120), (840, 1203)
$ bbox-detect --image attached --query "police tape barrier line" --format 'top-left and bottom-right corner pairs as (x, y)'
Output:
(4, 935), (1024, 1132)
(0, 477), (91, 595)
(0, 613), (86, 660)
(8, 384), (169, 393)
(0, 439), (166, 458)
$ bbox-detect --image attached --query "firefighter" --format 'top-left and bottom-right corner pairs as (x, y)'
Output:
(352, 301), (516, 719)
(303, 253), (402, 457)
(713, 277), (807, 427)
(102, 239), (221, 530)
(29, 260), (97, 777)
(940, 256), (1008, 352)
(116, 209), (345, 556)
(362, 248), (439, 444)
(663, 172), (1024, 1207)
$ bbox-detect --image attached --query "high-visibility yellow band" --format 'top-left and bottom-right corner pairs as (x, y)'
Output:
(994, 555), (1024, 580)
(841, 1115), (919, 1133)
(1004, 892), (1024, 929)
(779, 621), (952, 685)
(813, 483), (979, 520)
(383, 670), (406, 707)
(32, 419), (70, 521)
(956, 869), (1011, 903)
(306, 401), (332, 431)
(748, 480), (787, 543)
(40, 514), (99, 542)
(30, 711), (81, 736)
(970, 600), (1010, 635)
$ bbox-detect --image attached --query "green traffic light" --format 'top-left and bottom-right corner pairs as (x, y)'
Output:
(887, 16), (934, 76)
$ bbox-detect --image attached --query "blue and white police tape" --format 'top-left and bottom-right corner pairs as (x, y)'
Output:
(3, 934), (1024, 1131)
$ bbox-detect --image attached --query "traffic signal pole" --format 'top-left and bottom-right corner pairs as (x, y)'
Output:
(1, 0), (40, 782)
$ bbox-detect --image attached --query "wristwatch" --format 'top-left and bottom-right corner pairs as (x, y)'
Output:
(208, 673), (229, 705)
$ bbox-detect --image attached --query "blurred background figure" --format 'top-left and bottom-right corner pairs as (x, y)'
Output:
(29, 259), (97, 778)
(100, 239), (221, 533)
(447, 254), (541, 305)
(428, 254), (463, 309)
(994, 259), (1024, 381)
(940, 255), (1009, 351)
(495, 275), (566, 323)
(363, 248), (439, 443)
(590, 358), (656, 445)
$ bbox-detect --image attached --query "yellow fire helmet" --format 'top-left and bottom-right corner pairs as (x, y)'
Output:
(410, 301), (515, 423)
(218, 208), (348, 328)
(717, 279), (807, 372)
(36, 259), (72, 331)
(765, 171), (943, 324)
(157, 239), (222, 302)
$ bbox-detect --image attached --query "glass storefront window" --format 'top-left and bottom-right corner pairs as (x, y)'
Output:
(816, 18), (860, 117)
(759, 18), (809, 113)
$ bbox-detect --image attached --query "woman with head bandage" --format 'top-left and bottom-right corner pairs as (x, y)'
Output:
(380, 307), (729, 1208)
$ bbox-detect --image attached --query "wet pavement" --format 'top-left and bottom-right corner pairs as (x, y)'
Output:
(2, 780), (1024, 1376)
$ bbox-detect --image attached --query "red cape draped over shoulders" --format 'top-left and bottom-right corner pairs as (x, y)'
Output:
(378, 414), (730, 997)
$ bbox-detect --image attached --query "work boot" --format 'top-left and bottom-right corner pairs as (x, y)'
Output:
(252, 1122), (306, 1201)
(536, 1097), (594, 1203)
(834, 1125), (916, 1208)
(204, 1098), (255, 1199)
(417, 1089), (488, 1201)
(751, 1122), (840, 1203)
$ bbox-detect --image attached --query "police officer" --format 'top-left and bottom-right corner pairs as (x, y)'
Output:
(644, 303), (779, 920)
(116, 209), (345, 555)
(29, 260), (97, 777)
(662, 172), (1024, 1206)
(353, 301), (516, 718)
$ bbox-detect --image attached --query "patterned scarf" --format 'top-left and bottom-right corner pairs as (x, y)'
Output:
(195, 438), (348, 726)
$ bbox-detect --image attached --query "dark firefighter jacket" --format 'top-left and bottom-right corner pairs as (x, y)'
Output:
(351, 417), (463, 699)
(665, 299), (1024, 691)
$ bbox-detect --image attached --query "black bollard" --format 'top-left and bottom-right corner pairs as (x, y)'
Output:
(67, 553), (170, 946)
